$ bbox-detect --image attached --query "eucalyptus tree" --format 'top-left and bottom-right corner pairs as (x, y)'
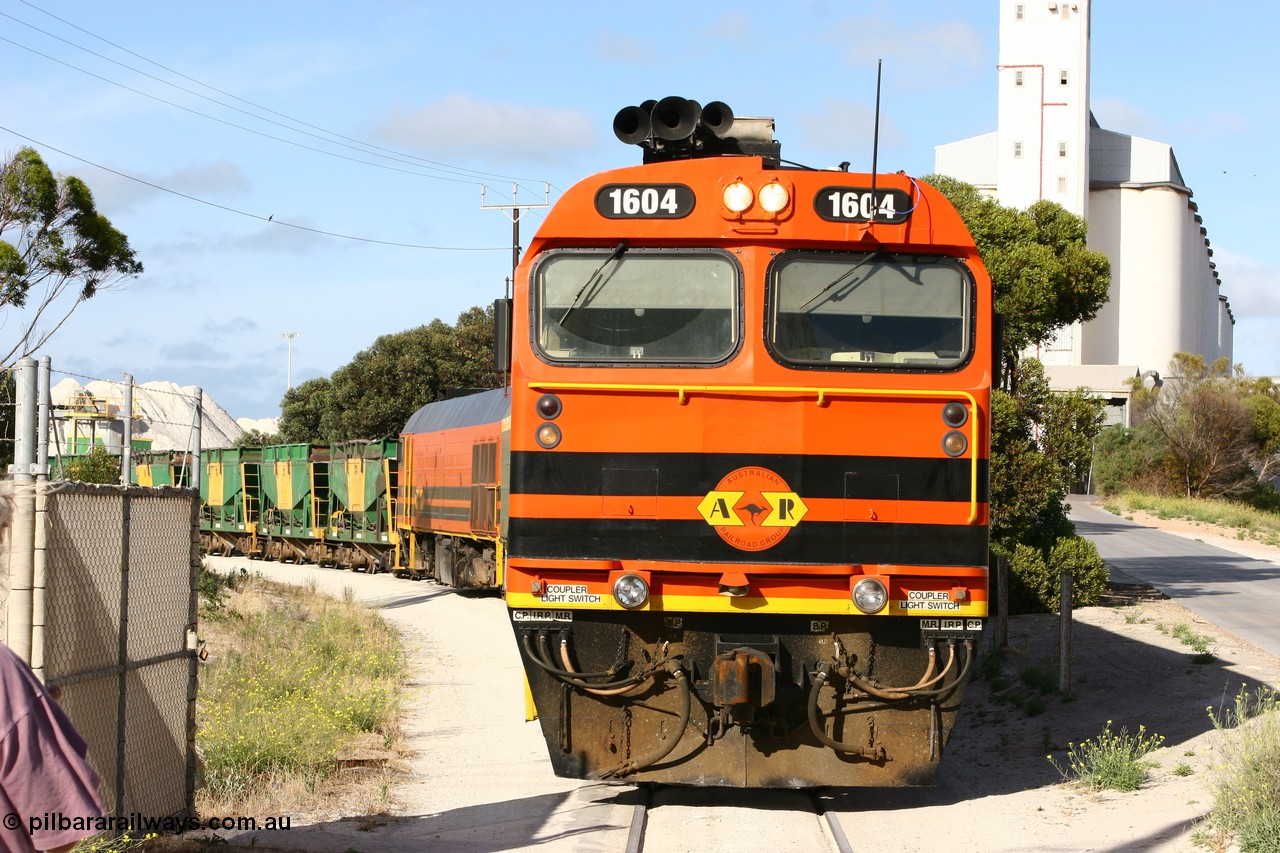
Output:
(0, 147), (143, 366)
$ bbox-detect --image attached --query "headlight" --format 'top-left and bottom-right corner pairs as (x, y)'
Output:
(852, 577), (888, 614)
(942, 401), (968, 428)
(537, 393), (562, 420)
(613, 573), (650, 609)
(723, 181), (753, 212)
(535, 423), (562, 449)
(758, 181), (789, 213)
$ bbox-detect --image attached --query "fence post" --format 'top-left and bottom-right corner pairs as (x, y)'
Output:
(5, 358), (37, 663)
(121, 374), (133, 486)
(1059, 567), (1073, 692)
(30, 357), (51, 677)
(996, 555), (1008, 648)
(114, 489), (131, 819)
(190, 387), (202, 493)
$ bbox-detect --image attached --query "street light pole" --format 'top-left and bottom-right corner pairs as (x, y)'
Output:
(282, 332), (299, 392)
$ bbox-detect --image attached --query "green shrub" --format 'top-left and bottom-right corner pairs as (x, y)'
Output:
(1091, 425), (1166, 495)
(64, 446), (121, 484)
(1051, 536), (1109, 607)
(1006, 535), (1109, 614)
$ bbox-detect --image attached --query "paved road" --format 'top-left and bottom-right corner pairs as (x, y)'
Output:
(1069, 495), (1280, 658)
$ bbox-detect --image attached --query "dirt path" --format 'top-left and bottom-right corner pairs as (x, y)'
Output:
(839, 503), (1280, 852)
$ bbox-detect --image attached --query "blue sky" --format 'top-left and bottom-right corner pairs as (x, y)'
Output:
(1, 1), (1276, 419)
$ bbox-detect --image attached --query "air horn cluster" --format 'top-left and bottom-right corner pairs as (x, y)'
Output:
(612, 97), (778, 163)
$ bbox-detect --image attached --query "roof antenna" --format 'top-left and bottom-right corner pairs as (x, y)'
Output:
(869, 59), (883, 224)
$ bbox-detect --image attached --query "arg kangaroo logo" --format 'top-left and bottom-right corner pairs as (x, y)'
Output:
(696, 466), (808, 552)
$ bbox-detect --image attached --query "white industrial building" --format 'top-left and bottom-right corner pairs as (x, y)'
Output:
(935, 0), (1232, 422)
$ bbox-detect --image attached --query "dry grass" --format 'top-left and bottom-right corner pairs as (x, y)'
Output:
(1201, 686), (1280, 853)
(194, 568), (410, 821)
(1102, 491), (1280, 548)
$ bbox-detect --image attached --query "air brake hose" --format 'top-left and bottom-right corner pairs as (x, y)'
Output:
(807, 664), (888, 759)
(536, 632), (650, 689)
(557, 639), (652, 696)
(552, 632), (622, 678)
(520, 632), (651, 691)
(901, 640), (974, 699)
(600, 668), (691, 779)
(848, 642), (957, 699)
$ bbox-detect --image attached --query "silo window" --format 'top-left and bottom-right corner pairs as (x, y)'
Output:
(1059, 69), (1069, 85)
(1015, 70), (1024, 87)
(1013, 141), (1024, 159)
(1059, 141), (1068, 157)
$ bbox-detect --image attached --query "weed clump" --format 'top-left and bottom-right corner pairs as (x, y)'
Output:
(1049, 720), (1165, 791)
(1204, 686), (1280, 853)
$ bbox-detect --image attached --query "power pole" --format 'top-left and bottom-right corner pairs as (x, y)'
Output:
(481, 183), (550, 283)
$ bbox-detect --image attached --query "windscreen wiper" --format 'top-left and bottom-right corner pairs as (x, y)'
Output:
(799, 249), (885, 311)
(558, 241), (629, 326)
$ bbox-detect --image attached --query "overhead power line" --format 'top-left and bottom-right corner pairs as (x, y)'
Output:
(6, 1), (550, 194)
(0, 124), (510, 252)
(0, 33), (523, 190)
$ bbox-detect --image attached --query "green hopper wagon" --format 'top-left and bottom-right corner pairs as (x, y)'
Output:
(200, 446), (263, 556)
(257, 443), (330, 563)
(327, 438), (399, 571)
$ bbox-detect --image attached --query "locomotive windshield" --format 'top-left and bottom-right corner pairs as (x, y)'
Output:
(768, 252), (971, 369)
(535, 248), (739, 363)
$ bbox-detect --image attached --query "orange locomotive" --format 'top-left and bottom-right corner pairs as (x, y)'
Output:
(399, 389), (509, 587)
(432, 98), (991, 787)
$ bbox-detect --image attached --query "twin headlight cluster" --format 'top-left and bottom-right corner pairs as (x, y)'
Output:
(721, 179), (791, 216)
(609, 572), (891, 614)
(608, 571), (894, 614)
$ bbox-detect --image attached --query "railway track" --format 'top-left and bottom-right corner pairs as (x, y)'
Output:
(623, 784), (855, 853)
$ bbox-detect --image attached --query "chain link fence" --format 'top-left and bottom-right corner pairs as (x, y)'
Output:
(2, 357), (199, 824)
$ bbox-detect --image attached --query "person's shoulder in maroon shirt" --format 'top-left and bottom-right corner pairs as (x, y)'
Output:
(0, 642), (105, 853)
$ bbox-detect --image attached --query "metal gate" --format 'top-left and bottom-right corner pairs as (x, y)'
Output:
(5, 482), (199, 823)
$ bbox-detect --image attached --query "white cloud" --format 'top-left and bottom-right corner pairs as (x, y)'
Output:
(830, 16), (987, 88)
(699, 11), (753, 44)
(795, 97), (906, 167)
(1215, 247), (1280, 319)
(1172, 111), (1249, 140)
(590, 30), (655, 65)
(1090, 96), (1159, 138)
(201, 316), (260, 336)
(1213, 247), (1280, 376)
(371, 94), (598, 166)
(91, 158), (251, 213)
